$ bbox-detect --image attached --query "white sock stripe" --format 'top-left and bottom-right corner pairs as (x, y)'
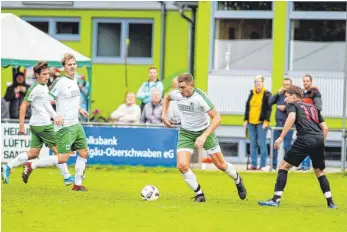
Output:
(274, 191), (283, 196)
(206, 145), (221, 155)
(177, 148), (194, 154)
(324, 191), (332, 198)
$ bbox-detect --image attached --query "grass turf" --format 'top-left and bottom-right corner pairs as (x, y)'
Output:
(1, 166), (347, 232)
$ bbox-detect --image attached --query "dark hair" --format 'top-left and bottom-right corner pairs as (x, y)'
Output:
(15, 72), (24, 78)
(303, 74), (312, 81)
(177, 73), (194, 84)
(33, 61), (49, 76)
(284, 77), (292, 84)
(284, 85), (304, 99)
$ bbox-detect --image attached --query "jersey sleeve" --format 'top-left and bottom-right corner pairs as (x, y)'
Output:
(24, 86), (36, 103)
(285, 103), (296, 115)
(169, 89), (180, 101)
(48, 78), (61, 98)
(200, 95), (214, 112)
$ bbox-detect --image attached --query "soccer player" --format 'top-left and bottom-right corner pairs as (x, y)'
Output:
(161, 73), (247, 202)
(1, 61), (74, 185)
(258, 85), (337, 208)
(22, 54), (90, 191)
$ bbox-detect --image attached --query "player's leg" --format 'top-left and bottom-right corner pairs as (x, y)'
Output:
(177, 129), (205, 202)
(258, 139), (308, 207)
(2, 126), (44, 184)
(310, 139), (337, 208)
(71, 123), (88, 191)
(272, 128), (281, 170)
(50, 145), (74, 185)
(204, 133), (246, 200)
(22, 126), (70, 183)
(247, 124), (258, 169)
(257, 123), (268, 169)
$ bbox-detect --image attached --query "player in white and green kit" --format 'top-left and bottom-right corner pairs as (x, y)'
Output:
(161, 73), (247, 202)
(1, 61), (74, 185)
(22, 54), (89, 191)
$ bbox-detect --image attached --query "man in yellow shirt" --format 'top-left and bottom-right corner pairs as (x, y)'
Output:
(244, 75), (272, 170)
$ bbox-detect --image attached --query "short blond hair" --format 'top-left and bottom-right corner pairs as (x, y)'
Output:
(254, 75), (264, 82)
(61, 53), (76, 66)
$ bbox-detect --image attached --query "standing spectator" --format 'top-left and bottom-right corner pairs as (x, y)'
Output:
(166, 77), (181, 125)
(136, 66), (164, 111)
(47, 67), (60, 88)
(244, 75), (272, 170)
(298, 74), (322, 171)
(1, 98), (10, 119)
(110, 92), (141, 124)
(140, 88), (163, 124)
(77, 75), (89, 122)
(269, 78), (294, 170)
(4, 72), (31, 119)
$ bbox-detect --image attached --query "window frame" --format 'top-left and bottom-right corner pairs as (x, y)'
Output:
(22, 17), (81, 41)
(286, 1), (347, 74)
(92, 18), (154, 64)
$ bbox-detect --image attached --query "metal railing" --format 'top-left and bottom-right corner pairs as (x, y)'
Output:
(269, 127), (347, 172)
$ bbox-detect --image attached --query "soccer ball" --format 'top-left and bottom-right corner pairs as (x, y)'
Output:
(141, 185), (160, 201)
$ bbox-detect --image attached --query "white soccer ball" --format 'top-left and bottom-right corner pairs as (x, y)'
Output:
(141, 185), (160, 201)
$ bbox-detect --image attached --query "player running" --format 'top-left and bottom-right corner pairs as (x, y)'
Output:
(22, 54), (90, 191)
(258, 85), (337, 208)
(1, 61), (74, 185)
(161, 73), (247, 202)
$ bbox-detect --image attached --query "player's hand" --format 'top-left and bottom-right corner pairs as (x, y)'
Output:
(243, 121), (248, 129)
(50, 100), (56, 105)
(79, 108), (89, 118)
(274, 137), (283, 150)
(19, 124), (26, 135)
(262, 123), (268, 129)
(53, 115), (64, 126)
(277, 105), (286, 111)
(195, 135), (207, 149)
(161, 116), (173, 128)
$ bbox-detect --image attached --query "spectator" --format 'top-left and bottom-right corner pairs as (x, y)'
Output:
(298, 74), (322, 171)
(269, 78), (294, 170)
(77, 75), (89, 122)
(244, 75), (272, 170)
(4, 72), (31, 119)
(1, 98), (10, 119)
(166, 77), (181, 125)
(140, 88), (163, 124)
(110, 92), (141, 124)
(136, 66), (164, 111)
(47, 67), (60, 88)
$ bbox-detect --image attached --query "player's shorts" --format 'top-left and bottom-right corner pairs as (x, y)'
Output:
(284, 136), (325, 170)
(56, 123), (88, 154)
(30, 124), (56, 149)
(177, 128), (220, 155)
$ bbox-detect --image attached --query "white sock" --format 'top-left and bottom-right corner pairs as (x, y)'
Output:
(225, 162), (240, 184)
(7, 152), (28, 169)
(31, 156), (58, 169)
(75, 156), (87, 186)
(56, 163), (71, 179)
(182, 169), (203, 195)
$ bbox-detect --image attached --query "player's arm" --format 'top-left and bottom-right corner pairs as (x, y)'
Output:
(318, 110), (328, 141)
(161, 93), (174, 128)
(312, 89), (322, 111)
(279, 112), (296, 139)
(19, 100), (30, 135)
(201, 108), (221, 138)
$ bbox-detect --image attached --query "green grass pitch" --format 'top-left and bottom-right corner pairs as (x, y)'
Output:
(2, 166), (346, 232)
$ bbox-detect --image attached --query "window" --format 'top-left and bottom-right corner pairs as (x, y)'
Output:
(27, 21), (49, 34)
(214, 19), (273, 70)
(23, 17), (80, 41)
(217, 1), (272, 11)
(93, 19), (154, 64)
(293, 1), (346, 12)
(289, 19), (346, 72)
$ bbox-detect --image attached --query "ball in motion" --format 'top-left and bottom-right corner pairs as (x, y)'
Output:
(141, 185), (159, 201)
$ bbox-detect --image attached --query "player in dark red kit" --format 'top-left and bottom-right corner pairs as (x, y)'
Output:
(258, 85), (337, 208)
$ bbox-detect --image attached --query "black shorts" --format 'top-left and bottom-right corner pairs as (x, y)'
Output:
(284, 136), (325, 170)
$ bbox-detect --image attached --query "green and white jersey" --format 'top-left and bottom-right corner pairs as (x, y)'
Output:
(24, 82), (52, 126)
(49, 76), (80, 128)
(169, 88), (214, 132)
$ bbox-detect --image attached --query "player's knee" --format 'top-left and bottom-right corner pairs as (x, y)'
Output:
(58, 154), (70, 163)
(214, 160), (227, 171)
(177, 162), (189, 173)
(78, 149), (89, 159)
(314, 168), (324, 177)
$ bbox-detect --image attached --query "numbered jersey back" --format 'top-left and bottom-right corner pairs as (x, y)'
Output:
(286, 102), (324, 138)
